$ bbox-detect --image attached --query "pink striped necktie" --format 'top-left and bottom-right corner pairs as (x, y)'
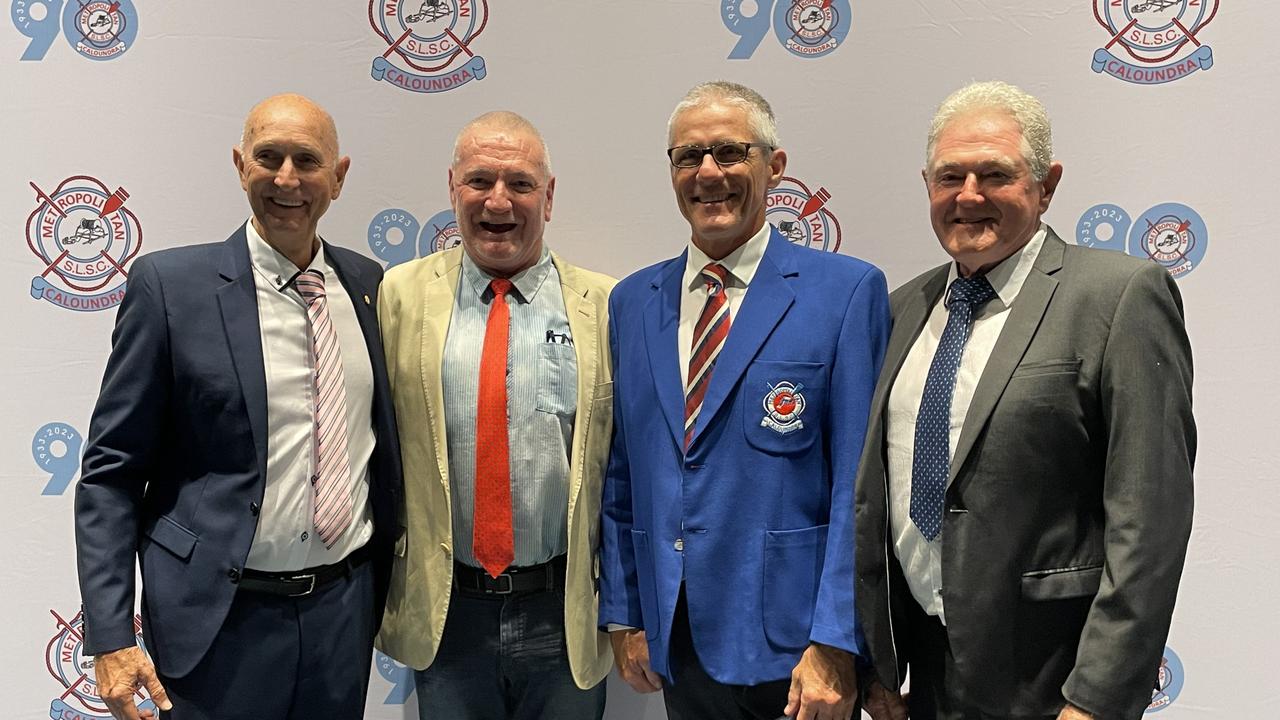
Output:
(684, 263), (731, 451)
(294, 269), (353, 548)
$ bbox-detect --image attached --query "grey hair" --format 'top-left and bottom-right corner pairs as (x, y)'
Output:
(926, 81), (1053, 182)
(666, 80), (780, 149)
(452, 110), (553, 177)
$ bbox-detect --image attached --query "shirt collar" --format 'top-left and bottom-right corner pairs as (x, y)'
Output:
(684, 221), (771, 293)
(245, 219), (327, 292)
(461, 245), (553, 304)
(944, 223), (1047, 311)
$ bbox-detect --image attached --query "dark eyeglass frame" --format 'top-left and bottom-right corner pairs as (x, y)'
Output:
(666, 141), (774, 169)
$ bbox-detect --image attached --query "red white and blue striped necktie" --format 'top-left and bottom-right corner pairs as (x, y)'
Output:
(294, 269), (353, 548)
(684, 262), (731, 451)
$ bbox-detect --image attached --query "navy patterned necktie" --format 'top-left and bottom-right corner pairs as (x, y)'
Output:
(910, 274), (998, 541)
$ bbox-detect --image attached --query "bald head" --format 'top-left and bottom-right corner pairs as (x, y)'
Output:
(241, 93), (341, 158)
(452, 111), (552, 179)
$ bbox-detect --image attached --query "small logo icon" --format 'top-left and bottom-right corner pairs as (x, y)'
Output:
(1076, 202), (1206, 279)
(761, 381), (806, 434)
(1146, 646), (1184, 712)
(368, 207), (460, 267)
(722, 0), (851, 59)
(32, 422), (82, 496)
(47, 608), (155, 720)
(11, 0), (139, 61)
(27, 176), (141, 311)
(375, 651), (416, 704)
(369, 0), (489, 93)
(766, 176), (842, 252)
(1092, 0), (1218, 84)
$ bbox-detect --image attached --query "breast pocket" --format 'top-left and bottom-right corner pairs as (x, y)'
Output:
(743, 360), (826, 454)
(535, 343), (578, 416)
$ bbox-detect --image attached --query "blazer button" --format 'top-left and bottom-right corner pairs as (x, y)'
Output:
(249, 502), (260, 516)
(227, 568), (240, 583)
(673, 538), (684, 552)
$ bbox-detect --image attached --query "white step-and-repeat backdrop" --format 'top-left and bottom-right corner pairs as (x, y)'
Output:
(3, 1), (1275, 718)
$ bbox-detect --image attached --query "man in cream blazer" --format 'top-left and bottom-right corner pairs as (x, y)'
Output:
(376, 111), (615, 719)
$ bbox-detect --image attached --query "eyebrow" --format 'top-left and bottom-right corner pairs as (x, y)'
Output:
(930, 158), (1020, 174)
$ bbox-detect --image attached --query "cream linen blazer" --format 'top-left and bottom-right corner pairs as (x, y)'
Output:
(374, 246), (615, 689)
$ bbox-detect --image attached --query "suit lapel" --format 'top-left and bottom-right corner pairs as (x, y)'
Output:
(949, 232), (1065, 484)
(643, 253), (688, 451)
(555, 254), (599, 516)
(324, 241), (379, 361)
(215, 227), (268, 483)
(420, 249), (462, 491)
(876, 266), (949, 425)
(690, 229), (796, 449)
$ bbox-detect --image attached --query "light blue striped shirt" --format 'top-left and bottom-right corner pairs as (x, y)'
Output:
(442, 248), (576, 568)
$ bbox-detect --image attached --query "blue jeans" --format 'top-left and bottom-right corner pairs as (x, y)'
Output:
(414, 582), (605, 720)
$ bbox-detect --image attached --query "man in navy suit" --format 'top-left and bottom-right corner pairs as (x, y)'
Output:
(74, 94), (401, 720)
(600, 80), (890, 720)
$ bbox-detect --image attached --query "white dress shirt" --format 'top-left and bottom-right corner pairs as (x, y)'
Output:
(678, 222), (771, 390)
(885, 225), (1047, 623)
(242, 221), (376, 572)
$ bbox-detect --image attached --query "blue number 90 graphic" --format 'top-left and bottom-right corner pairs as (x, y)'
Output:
(722, 0), (851, 60)
(11, 0), (137, 61)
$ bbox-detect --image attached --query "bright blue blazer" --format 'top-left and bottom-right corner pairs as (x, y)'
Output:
(599, 228), (890, 685)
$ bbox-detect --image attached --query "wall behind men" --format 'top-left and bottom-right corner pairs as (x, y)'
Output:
(1, 1), (1274, 718)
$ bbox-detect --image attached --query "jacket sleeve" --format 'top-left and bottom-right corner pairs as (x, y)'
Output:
(809, 266), (890, 655)
(597, 291), (645, 629)
(1062, 262), (1195, 719)
(74, 256), (172, 655)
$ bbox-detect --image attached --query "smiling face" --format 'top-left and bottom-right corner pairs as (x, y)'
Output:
(669, 102), (786, 259)
(233, 95), (349, 264)
(924, 110), (1062, 276)
(449, 125), (554, 278)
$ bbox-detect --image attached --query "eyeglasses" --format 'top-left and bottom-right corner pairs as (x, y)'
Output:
(667, 141), (773, 169)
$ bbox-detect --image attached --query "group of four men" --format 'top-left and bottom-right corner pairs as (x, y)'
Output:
(73, 79), (1194, 720)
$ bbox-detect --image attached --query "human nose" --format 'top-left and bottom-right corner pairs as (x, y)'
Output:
(695, 151), (726, 181)
(273, 158), (300, 190)
(956, 173), (984, 204)
(484, 182), (513, 213)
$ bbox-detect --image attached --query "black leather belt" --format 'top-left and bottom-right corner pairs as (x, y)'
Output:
(239, 544), (370, 597)
(453, 554), (566, 596)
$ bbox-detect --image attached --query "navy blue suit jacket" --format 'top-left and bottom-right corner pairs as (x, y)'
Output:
(74, 226), (402, 679)
(599, 228), (890, 685)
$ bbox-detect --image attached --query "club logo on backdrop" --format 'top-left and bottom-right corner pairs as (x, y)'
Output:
(766, 176), (842, 252)
(369, 0), (489, 93)
(1146, 646), (1184, 712)
(368, 207), (460, 267)
(375, 651), (416, 704)
(47, 608), (155, 720)
(721, 0), (851, 59)
(32, 421), (82, 496)
(1076, 202), (1206, 278)
(1091, 0), (1217, 84)
(10, 0), (138, 61)
(27, 176), (141, 311)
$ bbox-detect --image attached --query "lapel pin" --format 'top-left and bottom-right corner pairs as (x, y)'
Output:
(363, 294), (371, 305)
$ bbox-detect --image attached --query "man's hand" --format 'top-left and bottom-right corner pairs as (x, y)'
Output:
(609, 628), (663, 693)
(783, 643), (858, 720)
(1057, 703), (1095, 720)
(863, 679), (908, 720)
(94, 646), (172, 720)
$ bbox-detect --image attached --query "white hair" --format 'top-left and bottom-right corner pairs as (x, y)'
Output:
(926, 81), (1053, 182)
(666, 80), (780, 149)
(452, 110), (553, 177)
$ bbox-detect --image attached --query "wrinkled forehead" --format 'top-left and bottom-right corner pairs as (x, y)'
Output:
(243, 103), (339, 155)
(455, 127), (549, 175)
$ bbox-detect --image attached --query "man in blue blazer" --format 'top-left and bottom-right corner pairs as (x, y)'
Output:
(74, 94), (401, 720)
(600, 81), (890, 720)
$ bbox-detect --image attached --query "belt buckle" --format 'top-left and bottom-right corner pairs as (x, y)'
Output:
(484, 573), (513, 595)
(285, 573), (317, 597)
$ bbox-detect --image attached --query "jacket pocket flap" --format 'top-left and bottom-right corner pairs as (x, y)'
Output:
(144, 515), (198, 561)
(1020, 564), (1102, 600)
(1011, 357), (1082, 378)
